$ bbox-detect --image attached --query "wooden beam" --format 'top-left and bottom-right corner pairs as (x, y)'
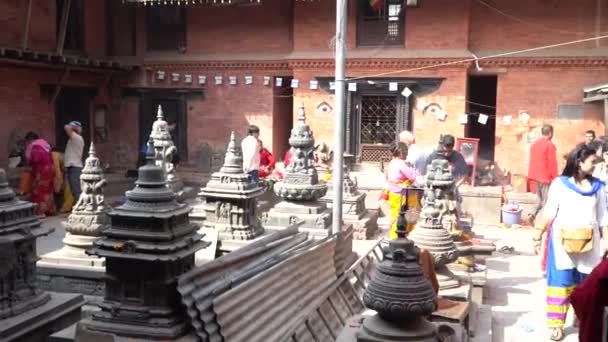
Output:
(21, 0), (33, 49)
(56, 0), (72, 55)
(49, 67), (71, 104)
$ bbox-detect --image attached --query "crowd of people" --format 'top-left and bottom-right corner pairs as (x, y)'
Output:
(528, 126), (608, 341)
(15, 122), (84, 218)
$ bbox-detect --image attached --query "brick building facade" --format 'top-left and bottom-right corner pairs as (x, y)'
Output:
(1, 0), (608, 178)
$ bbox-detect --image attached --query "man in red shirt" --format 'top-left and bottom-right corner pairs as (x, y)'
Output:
(528, 124), (558, 222)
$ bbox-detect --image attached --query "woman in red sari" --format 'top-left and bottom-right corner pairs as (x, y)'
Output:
(25, 132), (56, 217)
(258, 140), (276, 179)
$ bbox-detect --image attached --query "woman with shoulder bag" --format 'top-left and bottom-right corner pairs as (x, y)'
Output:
(532, 144), (608, 341)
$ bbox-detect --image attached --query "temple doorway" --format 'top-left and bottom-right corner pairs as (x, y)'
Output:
(465, 75), (497, 162)
(55, 87), (93, 151)
(272, 78), (293, 161)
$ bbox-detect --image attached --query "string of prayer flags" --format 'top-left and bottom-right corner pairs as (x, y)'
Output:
(389, 82), (398, 91)
(275, 77), (283, 87)
(291, 79), (299, 88)
(214, 76), (223, 85)
(198, 75), (206, 85)
(329, 82), (336, 90)
(478, 113), (489, 125)
(459, 114), (469, 124)
(401, 87), (413, 97)
(263, 76), (271, 86)
(309, 80), (318, 90)
(229, 76), (237, 85)
(245, 76), (253, 85)
(348, 82), (357, 92)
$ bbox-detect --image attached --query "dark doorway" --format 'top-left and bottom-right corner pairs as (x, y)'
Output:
(466, 75), (497, 161)
(272, 78), (293, 161)
(140, 93), (188, 162)
(55, 87), (93, 151)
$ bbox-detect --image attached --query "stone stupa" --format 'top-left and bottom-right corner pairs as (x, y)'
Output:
(263, 104), (332, 237)
(149, 105), (184, 195)
(38, 143), (109, 295)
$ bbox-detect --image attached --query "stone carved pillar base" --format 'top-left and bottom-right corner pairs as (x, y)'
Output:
(263, 200), (332, 238)
(356, 315), (439, 342)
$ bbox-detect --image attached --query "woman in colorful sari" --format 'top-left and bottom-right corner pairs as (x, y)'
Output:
(533, 144), (608, 341)
(384, 142), (417, 239)
(24, 132), (56, 217)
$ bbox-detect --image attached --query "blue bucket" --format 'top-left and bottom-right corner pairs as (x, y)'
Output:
(502, 208), (522, 225)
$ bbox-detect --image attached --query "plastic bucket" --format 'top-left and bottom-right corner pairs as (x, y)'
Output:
(502, 208), (522, 225)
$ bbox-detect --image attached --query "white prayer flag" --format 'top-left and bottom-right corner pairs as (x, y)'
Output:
(478, 113), (489, 125)
(214, 76), (223, 85)
(171, 73), (180, 82)
(244, 76), (253, 85)
(503, 115), (513, 125)
(275, 77), (283, 87)
(184, 74), (192, 84)
(389, 82), (398, 91)
(329, 82), (336, 90)
(156, 71), (166, 80)
(229, 76), (237, 85)
(198, 75), (206, 85)
(436, 110), (447, 121)
(348, 82), (357, 92)
(291, 79), (299, 88)
(263, 76), (271, 86)
(309, 80), (318, 90)
(401, 87), (412, 97)
(459, 114), (469, 124)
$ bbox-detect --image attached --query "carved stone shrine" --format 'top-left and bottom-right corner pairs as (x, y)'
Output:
(38, 143), (108, 296)
(199, 131), (264, 251)
(0, 169), (84, 341)
(336, 208), (438, 341)
(150, 105), (184, 195)
(427, 144), (461, 231)
(77, 141), (210, 340)
(409, 186), (460, 290)
(263, 104), (333, 237)
(320, 165), (378, 239)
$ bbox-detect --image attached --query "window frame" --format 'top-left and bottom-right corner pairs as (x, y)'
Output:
(356, 0), (406, 47)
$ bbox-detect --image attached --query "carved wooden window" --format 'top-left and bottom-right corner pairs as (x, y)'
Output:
(146, 7), (187, 52)
(56, 0), (84, 51)
(357, 0), (405, 47)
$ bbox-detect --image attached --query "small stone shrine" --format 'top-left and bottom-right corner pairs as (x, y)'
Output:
(38, 143), (108, 295)
(320, 165), (378, 239)
(427, 142), (461, 231)
(409, 187), (460, 290)
(263, 104), (332, 237)
(199, 131), (264, 250)
(150, 105), (184, 195)
(76, 141), (210, 340)
(336, 208), (438, 341)
(0, 169), (84, 341)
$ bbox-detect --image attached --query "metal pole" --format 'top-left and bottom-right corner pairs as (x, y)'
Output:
(332, 0), (347, 235)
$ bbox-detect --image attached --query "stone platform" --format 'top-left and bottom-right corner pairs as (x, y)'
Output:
(0, 292), (85, 342)
(264, 200), (331, 238)
(37, 263), (105, 296)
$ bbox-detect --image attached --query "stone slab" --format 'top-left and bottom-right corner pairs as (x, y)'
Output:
(264, 201), (332, 235)
(37, 264), (105, 296)
(0, 292), (85, 342)
(195, 227), (218, 265)
(460, 187), (501, 225)
(447, 264), (488, 287)
(55, 323), (199, 342)
(439, 283), (472, 302)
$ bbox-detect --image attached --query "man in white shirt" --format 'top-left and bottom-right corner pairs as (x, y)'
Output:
(399, 130), (428, 179)
(241, 125), (261, 183)
(64, 121), (85, 202)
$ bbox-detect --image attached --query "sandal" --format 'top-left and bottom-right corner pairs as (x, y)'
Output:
(550, 327), (564, 341)
(499, 246), (518, 255)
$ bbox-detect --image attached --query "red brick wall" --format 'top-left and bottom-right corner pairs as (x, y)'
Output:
(469, 0), (608, 50)
(185, 0), (293, 54)
(495, 66), (607, 175)
(0, 0), (55, 51)
(83, 0), (107, 58)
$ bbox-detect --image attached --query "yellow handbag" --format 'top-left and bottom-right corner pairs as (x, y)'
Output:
(559, 227), (594, 254)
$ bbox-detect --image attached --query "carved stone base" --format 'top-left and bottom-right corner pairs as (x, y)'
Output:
(320, 192), (367, 220)
(74, 323), (199, 342)
(0, 292), (85, 342)
(336, 314), (438, 342)
(189, 198), (206, 225)
(263, 200), (332, 238)
(437, 265), (460, 290)
(346, 211), (379, 240)
(37, 234), (105, 296)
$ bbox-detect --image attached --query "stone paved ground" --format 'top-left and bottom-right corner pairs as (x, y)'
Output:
(478, 226), (579, 342)
(37, 215), (582, 342)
